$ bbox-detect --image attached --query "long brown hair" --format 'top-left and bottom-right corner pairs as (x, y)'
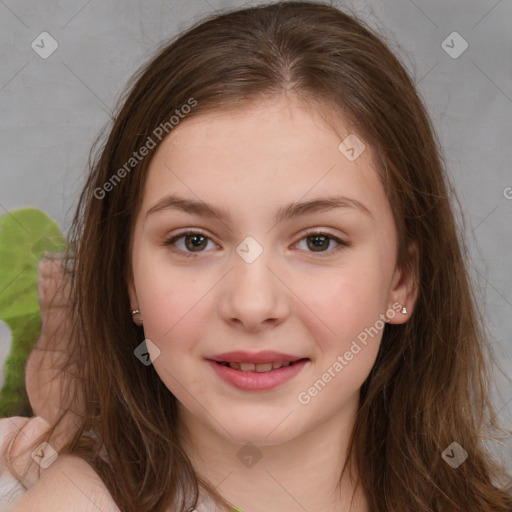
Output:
(8, 2), (512, 510)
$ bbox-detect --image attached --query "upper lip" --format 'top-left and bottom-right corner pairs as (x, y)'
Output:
(207, 350), (308, 364)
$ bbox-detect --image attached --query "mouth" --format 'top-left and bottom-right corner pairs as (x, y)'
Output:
(207, 356), (310, 391)
(211, 358), (309, 373)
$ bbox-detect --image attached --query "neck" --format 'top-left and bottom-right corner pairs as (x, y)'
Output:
(177, 394), (369, 512)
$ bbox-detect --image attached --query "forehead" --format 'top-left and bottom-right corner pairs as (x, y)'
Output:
(140, 96), (392, 226)
(160, 95), (361, 163)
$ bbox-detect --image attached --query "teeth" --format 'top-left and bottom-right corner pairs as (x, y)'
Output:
(224, 360), (296, 372)
(255, 363), (273, 373)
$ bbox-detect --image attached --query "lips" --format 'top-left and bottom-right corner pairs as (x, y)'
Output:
(207, 357), (309, 391)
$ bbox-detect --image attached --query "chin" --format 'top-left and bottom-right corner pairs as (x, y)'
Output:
(215, 419), (302, 447)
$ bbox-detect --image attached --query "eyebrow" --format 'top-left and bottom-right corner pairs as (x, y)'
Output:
(146, 194), (374, 223)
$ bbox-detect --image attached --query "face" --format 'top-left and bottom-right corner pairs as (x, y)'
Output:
(128, 95), (415, 446)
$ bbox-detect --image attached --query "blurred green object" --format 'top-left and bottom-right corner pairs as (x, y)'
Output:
(0, 208), (65, 417)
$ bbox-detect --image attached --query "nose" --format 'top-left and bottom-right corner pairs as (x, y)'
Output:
(217, 248), (290, 333)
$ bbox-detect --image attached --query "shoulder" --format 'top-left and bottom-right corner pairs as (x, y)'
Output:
(8, 453), (120, 512)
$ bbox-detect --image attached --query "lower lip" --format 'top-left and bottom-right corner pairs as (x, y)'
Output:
(207, 359), (309, 391)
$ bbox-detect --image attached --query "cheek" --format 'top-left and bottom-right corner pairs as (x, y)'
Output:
(134, 266), (210, 396)
(289, 250), (393, 384)
(132, 256), (215, 386)
(136, 269), (204, 344)
(300, 253), (392, 332)
(133, 244), (197, 328)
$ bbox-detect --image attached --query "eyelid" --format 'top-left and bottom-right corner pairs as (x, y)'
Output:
(166, 227), (213, 240)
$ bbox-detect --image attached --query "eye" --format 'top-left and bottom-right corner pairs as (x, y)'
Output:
(295, 231), (349, 255)
(164, 230), (218, 256)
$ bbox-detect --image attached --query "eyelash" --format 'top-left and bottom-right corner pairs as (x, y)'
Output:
(163, 229), (350, 258)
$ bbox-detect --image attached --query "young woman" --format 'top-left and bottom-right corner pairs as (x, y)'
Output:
(5, 1), (512, 511)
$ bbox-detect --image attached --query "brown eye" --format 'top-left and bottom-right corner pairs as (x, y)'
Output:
(184, 234), (208, 252)
(296, 232), (349, 255)
(307, 234), (330, 252)
(165, 231), (217, 256)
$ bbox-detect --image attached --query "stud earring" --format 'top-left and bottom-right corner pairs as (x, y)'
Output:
(401, 306), (407, 314)
(131, 309), (143, 325)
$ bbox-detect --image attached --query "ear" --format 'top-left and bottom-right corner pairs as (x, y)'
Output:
(386, 241), (419, 325)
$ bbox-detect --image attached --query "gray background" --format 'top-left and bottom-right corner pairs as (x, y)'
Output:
(0, 0), (511, 471)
